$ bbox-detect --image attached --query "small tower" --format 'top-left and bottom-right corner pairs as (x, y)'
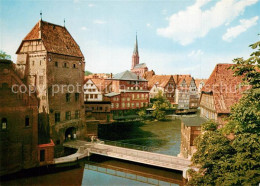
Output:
(131, 33), (139, 69)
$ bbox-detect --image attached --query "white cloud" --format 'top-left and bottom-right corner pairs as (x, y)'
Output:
(162, 9), (167, 15)
(88, 3), (95, 7)
(146, 23), (151, 27)
(81, 26), (88, 31)
(157, 0), (258, 45)
(223, 16), (259, 42)
(93, 19), (106, 24)
(188, 49), (204, 57)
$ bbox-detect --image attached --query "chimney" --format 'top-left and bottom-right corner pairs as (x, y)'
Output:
(110, 73), (113, 78)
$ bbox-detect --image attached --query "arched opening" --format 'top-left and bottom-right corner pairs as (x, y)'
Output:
(65, 127), (76, 141)
(1, 118), (7, 130)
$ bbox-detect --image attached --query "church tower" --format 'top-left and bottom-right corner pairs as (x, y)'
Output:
(131, 33), (139, 69)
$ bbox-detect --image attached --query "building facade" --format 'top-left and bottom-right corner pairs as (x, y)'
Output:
(148, 75), (176, 103)
(0, 59), (54, 176)
(15, 20), (86, 156)
(105, 70), (149, 111)
(84, 79), (103, 101)
(200, 64), (246, 125)
(179, 115), (207, 159)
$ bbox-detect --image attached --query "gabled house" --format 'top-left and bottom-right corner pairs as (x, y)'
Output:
(174, 75), (191, 110)
(148, 75), (176, 103)
(16, 19), (86, 156)
(187, 77), (199, 109)
(200, 64), (247, 125)
(84, 79), (103, 102)
(195, 79), (207, 97)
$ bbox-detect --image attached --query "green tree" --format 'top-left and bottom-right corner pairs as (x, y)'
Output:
(151, 90), (171, 120)
(0, 50), (11, 60)
(188, 40), (260, 185)
(138, 109), (146, 119)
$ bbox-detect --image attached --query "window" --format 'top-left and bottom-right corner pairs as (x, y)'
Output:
(127, 103), (130, 107)
(32, 61), (35, 66)
(90, 94), (93, 99)
(131, 103), (135, 108)
(75, 110), (80, 119)
(99, 107), (102, 110)
(40, 150), (45, 162)
(63, 62), (67, 68)
(55, 62), (58, 67)
(75, 93), (79, 102)
(1, 118), (7, 130)
(2, 83), (8, 89)
(55, 112), (60, 123)
(116, 103), (119, 108)
(122, 103), (125, 108)
(111, 103), (114, 108)
(94, 94), (98, 99)
(66, 111), (71, 120)
(39, 76), (43, 85)
(66, 93), (71, 102)
(73, 64), (76, 68)
(40, 60), (42, 66)
(136, 103), (139, 107)
(25, 116), (30, 127)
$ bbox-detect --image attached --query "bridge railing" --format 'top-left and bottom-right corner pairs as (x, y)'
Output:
(98, 139), (160, 152)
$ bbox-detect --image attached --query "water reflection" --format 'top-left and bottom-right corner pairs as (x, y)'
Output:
(83, 155), (184, 186)
(98, 120), (181, 156)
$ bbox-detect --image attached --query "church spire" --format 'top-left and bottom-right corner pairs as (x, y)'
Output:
(131, 32), (140, 69)
(133, 32), (138, 55)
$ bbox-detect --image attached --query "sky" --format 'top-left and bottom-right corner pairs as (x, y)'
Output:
(0, 0), (259, 78)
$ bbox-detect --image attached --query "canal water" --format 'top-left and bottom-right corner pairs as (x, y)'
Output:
(1, 119), (183, 186)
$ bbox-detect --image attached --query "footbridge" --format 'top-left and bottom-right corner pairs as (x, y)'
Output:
(61, 140), (191, 178)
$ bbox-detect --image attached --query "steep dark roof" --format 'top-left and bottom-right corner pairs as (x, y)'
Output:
(17, 20), (84, 58)
(134, 63), (147, 69)
(112, 70), (147, 81)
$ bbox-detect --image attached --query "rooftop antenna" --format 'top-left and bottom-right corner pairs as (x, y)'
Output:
(64, 18), (66, 27)
(40, 10), (42, 20)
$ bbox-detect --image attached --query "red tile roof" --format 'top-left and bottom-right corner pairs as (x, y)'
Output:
(143, 70), (155, 80)
(195, 79), (207, 89)
(172, 74), (191, 86)
(17, 20), (84, 58)
(84, 77), (112, 92)
(201, 64), (246, 114)
(148, 75), (173, 89)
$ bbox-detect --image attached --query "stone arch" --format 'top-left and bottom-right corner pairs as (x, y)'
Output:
(65, 127), (76, 141)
